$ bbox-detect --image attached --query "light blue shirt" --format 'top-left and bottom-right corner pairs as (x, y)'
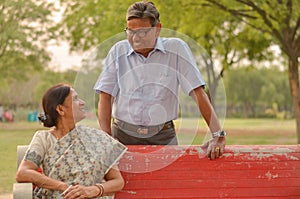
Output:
(94, 37), (205, 126)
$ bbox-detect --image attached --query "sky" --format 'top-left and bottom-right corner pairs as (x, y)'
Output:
(47, 41), (82, 71)
(45, 0), (83, 72)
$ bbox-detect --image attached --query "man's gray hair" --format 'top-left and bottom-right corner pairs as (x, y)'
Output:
(126, 1), (160, 26)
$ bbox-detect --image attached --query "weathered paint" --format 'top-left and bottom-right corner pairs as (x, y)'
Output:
(116, 145), (300, 199)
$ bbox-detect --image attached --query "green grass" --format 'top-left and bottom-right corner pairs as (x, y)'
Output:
(175, 118), (297, 145)
(222, 118), (297, 145)
(0, 122), (42, 193)
(0, 118), (298, 194)
(223, 118), (296, 130)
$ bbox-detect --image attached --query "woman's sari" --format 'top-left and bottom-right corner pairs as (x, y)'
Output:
(24, 125), (127, 199)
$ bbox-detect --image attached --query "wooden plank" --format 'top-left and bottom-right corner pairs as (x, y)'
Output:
(115, 145), (300, 199)
(122, 178), (300, 188)
(121, 170), (300, 180)
(117, 187), (300, 198)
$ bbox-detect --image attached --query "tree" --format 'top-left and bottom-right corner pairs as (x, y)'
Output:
(57, 0), (231, 109)
(206, 0), (300, 142)
(57, 1), (299, 140)
(157, 0), (274, 104)
(224, 67), (292, 118)
(0, 0), (56, 82)
(225, 68), (265, 117)
(57, 0), (133, 52)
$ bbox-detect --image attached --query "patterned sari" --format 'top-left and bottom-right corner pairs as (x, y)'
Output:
(24, 125), (127, 199)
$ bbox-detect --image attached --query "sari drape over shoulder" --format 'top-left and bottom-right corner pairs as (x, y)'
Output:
(24, 125), (127, 199)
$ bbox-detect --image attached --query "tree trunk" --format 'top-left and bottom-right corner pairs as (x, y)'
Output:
(287, 57), (300, 144)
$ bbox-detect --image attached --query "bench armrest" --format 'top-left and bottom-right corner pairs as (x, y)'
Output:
(13, 183), (32, 199)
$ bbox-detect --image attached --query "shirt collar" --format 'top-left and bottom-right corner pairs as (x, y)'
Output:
(127, 37), (166, 56)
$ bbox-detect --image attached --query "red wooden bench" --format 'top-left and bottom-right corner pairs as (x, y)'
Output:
(14, 145), (300, 199)
(116, 145), (300, 199)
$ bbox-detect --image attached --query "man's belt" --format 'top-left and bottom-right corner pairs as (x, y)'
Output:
(113, 119), (174, 135)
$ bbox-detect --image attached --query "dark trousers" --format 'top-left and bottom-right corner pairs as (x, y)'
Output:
(112, 120), (178, 145)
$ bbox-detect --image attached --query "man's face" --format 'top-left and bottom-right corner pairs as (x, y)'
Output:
(126, 18), (161, 56)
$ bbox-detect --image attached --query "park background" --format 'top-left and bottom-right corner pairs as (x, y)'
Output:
(0, 0), (299, 196)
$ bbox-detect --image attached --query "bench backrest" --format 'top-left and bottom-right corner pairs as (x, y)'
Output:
(116, 145), (300, 199)
(17, 145), (28, 168)
(16, 145), (300, 198)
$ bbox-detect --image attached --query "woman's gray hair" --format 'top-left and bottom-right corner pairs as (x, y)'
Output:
(126, 1), (160, 26)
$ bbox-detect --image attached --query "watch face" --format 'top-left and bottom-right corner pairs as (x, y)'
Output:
(212, 130), (226, 138)
(220, 131), (226, 136)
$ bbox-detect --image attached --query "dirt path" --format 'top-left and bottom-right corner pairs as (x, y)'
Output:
(0, 193), (12, 199)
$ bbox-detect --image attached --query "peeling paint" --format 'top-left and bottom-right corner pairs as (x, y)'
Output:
(124, 163), (132, 171)
(188, 147), (206, 158)
(231, 147), (296, 154)
(145, 157), (150, 168)
(222, 153), (233, 157)
(250, 153), (274, 160)
(265, 171), (279, 180)
(126, 155), (134, 161)
(272, 148), (295, 153)
(289, 155), (299, 160)
(221, 146), (300, 161)
(120, 145), (299, 173)
(116, 145), (300, 198)
(125, 190), (137, 195)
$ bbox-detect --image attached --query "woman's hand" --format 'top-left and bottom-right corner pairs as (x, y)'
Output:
(63, 184), (99, 199)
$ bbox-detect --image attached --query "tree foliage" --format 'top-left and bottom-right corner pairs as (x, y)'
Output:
(57, 0), (277, 105)
(57, 0), (133, 52)
(0, 0), (56, 81)
(1, 66), (292, 121)
(225, 67), (292, 118)
(2, 0), (298, 143)
(0, 69), (77, 109)
(204, 0), (300, 143)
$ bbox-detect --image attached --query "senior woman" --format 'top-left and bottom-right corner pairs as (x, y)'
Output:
(16, 83), (127, 199)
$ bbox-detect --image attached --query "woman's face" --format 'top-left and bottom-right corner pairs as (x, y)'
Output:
(63, 88), (86, 123)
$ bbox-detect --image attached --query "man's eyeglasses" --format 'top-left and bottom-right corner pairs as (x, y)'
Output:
(124, 27), (154, 38)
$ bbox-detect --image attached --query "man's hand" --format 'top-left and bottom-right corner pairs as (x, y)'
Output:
(202, 137), (226, 160)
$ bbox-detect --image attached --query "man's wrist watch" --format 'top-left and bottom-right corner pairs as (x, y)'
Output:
(212, 130), (226, 138)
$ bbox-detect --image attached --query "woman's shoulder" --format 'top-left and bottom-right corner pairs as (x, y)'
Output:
(27, 129), (55, 159)
(30, 129), (57, 149)
(33, 129), (55, 140)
